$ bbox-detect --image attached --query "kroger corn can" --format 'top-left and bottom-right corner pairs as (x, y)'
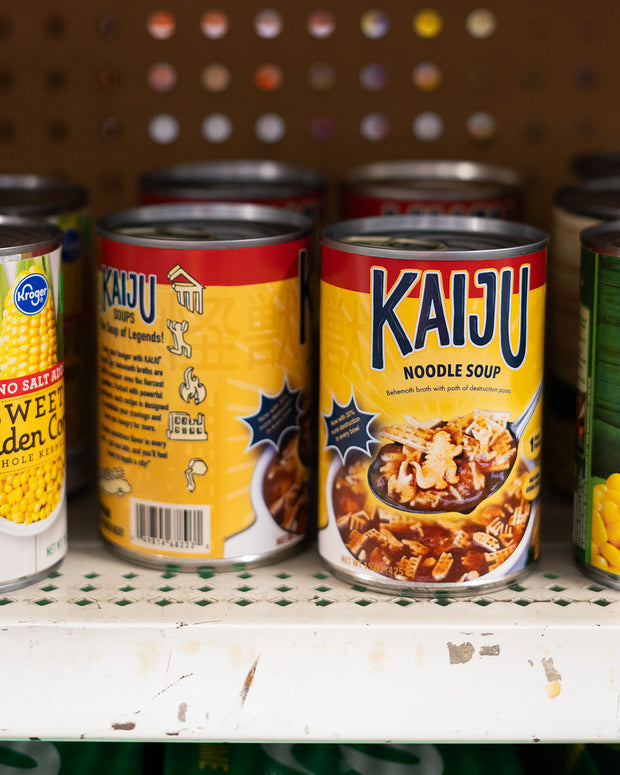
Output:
(97, 203), (314, 569)
(319, 215), (547, 594)
(0, 175), (92, 495)
(0, 216), (66, 591)
(139, 159), (326, 225)
(340, 160), (525, 221)
(574, 220), (620, 589)
(547, 181), (620, 496)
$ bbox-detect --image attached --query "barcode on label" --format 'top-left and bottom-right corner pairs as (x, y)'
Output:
(130, 498), (211, 552)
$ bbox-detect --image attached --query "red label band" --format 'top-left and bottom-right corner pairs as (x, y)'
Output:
(321, 245), (546, 296)
(0, 363), (64, 399)
(341, 191), (523, 220)
(98, 237), (311, 286)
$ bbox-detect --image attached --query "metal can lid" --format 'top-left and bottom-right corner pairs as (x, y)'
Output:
(139, 159), (326, 201)
(571, 149), (620, 180)
(0, 174), (88, 216)
(554, 179), (620, 220)
(341, 159), (525, 200)
(580, 219), (620, 257)
(0, 214), (64, 255)
(322, 215), (547, 259)
(97, 202), (314, 248)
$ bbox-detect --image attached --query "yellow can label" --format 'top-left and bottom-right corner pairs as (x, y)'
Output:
(97, 236), (313, 563)
(55, 209), (93, 455)
(0, 252), (67, 586)
(319, 241), (546, 589)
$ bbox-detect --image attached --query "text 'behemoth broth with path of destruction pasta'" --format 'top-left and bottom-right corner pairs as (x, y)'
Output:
(319, 215), (548, 594)
(0, 216), (66, 592)
(97, 203), (314, 569)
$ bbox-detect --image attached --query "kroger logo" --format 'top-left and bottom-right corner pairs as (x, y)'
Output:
(14, 273), (49, 316)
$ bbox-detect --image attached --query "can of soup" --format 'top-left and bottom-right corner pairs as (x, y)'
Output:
(0, 216), (66, 591)
(340, 160), (525, 221)
(0, 175), (92, 495)
(139, 159), (326, 224)
(571, 149), (620, 180)
(574, 220), (620, 588)
(547, 180), (620, 495)
(319, 215), (547, 594)
(97, 203), (315, 569)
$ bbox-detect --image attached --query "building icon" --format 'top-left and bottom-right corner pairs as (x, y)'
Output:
(166, 411), (208, 440)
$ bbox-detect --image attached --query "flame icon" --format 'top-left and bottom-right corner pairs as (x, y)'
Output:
(179, 366), (207, 404)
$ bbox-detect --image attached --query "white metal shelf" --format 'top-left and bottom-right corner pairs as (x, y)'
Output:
(0, 489), (617, 744)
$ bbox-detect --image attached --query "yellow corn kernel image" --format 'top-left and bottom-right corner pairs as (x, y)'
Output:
(0, 266), (63, 524)
(0, 267), (57, 379)
(591, 473), (620, 575)
(0, 464), (63, 524)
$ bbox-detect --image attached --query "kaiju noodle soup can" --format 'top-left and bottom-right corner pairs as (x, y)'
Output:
(96, 203), (315, 570)
(318, 215), (547, 595)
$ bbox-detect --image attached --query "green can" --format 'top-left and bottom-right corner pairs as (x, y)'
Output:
(574, 220), (620, 587)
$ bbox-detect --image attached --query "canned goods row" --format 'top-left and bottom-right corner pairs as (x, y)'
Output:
(94, 202), (547, 597)
(138, 157), (527, 222)
(0, 157), (533, 592)
(1, 149), (618, 595)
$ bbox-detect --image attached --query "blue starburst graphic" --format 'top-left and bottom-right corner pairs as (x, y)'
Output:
(239, 379), (301, 450)
(323, 391), (379, 463)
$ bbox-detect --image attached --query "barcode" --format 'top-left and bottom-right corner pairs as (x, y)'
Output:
(130, 498), (210, 552)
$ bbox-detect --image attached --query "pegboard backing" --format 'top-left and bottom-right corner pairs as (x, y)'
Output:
(1, 2), (619, 225)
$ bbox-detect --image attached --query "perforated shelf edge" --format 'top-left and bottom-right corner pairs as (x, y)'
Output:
(0, 489), (617, 744)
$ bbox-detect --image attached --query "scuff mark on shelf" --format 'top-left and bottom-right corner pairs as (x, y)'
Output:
(369, 642), (385, 672)
(178, 702), (187, 722)
(240, 657), (259, 704)
(131, 672), (195, 718)
(447, 641), (475, 664)
(111, 721), (136, 731)
(541, 656), (562, 698)
(151, 673), (195, 702)
(479, 644), (500, 657)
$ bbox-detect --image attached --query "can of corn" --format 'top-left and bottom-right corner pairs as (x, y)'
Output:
(0, 216), (66, 591)
(96, 203), (315, 569)
(139, 159), (326, 224)
(574, 220), (620, 589)
(339, 160), (525, 221)
(319, 215), (547, 595)
(0, 175), (92, 496)
(546, 181), (620, 496)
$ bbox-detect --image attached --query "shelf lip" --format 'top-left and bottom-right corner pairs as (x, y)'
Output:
(1, 490), (620, 743)
(1, 604), (620, 744)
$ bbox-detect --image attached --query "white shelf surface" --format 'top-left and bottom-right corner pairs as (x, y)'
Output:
(0, 489), (618, 744)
